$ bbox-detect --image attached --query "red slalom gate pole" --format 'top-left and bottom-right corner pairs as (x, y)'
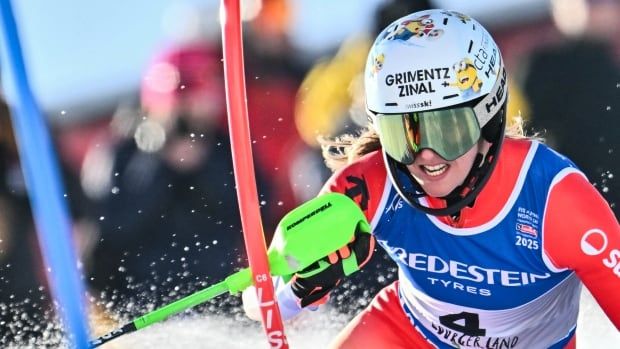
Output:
(220, 1), (289, 348)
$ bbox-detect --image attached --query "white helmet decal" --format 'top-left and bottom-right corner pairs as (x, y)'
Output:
(365, 10), (503, 116)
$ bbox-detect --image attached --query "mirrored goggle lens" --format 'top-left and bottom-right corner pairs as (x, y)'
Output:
(374, 107), (481, 164)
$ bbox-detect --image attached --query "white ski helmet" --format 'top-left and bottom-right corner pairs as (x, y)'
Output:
(365, 9), (508, 216)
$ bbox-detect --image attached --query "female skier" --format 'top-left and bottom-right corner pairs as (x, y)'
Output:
(244, 9), (620, 348)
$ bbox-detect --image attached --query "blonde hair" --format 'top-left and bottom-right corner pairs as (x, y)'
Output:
(319, 127), (380, 172)
(319, 115), (541, 172)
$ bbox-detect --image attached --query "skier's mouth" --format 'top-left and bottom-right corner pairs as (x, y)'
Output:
(421, 164), (448, 177)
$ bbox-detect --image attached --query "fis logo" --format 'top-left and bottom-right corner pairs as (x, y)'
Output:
(385, 195), (404, 214)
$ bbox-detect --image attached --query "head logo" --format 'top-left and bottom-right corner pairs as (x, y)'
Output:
(484, 67), (507, 114)
(580, 229), (608, 256)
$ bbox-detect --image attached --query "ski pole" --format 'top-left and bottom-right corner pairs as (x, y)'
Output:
(89, 193), (368, 347)
(89, 268), (252, 347)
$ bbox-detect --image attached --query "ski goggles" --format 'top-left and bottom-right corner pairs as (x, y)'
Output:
(373, 106), (481, 164)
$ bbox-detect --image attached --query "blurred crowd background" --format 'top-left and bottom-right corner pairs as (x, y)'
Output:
(0, 0), (618, 346)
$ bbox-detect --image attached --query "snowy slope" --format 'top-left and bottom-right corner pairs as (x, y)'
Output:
(103, 288), (617, 348)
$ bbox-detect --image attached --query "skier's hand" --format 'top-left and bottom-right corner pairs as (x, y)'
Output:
(290, 228), (375, 308)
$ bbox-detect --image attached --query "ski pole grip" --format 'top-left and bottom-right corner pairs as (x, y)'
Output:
(225, 267), (253, 294)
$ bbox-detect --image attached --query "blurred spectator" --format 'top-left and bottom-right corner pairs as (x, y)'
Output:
(242, 0), (314, 224)
(521, 0), (620, 214)
(295, 0), (437, 145)
(0, 94), (94, 346)
(82, 41), (266, 312)
(0, 96), (51, 345)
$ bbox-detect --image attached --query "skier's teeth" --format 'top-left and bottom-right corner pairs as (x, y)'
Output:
(424, 164), (445, 171)
(423, 164), (447, 176)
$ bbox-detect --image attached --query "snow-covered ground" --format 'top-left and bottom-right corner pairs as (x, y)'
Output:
(576, 288), (619, 348)
(101, 288), (617, 348)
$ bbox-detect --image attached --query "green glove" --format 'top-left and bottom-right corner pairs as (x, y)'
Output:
(290, 227), (375, 308)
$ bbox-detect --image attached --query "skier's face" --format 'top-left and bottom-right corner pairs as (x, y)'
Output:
(406, 141), (486, 198)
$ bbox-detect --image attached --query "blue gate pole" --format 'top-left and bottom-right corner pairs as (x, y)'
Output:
(0, 1), (90, 347)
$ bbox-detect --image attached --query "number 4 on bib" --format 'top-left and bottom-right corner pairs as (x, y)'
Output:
(439, 312), (486, 337)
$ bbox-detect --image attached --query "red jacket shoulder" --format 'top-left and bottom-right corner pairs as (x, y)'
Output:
(320, 151), (388, 222)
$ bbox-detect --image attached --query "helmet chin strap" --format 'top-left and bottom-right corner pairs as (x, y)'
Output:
(387, 147), (489, 217)
(442, 143), (496, 215)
